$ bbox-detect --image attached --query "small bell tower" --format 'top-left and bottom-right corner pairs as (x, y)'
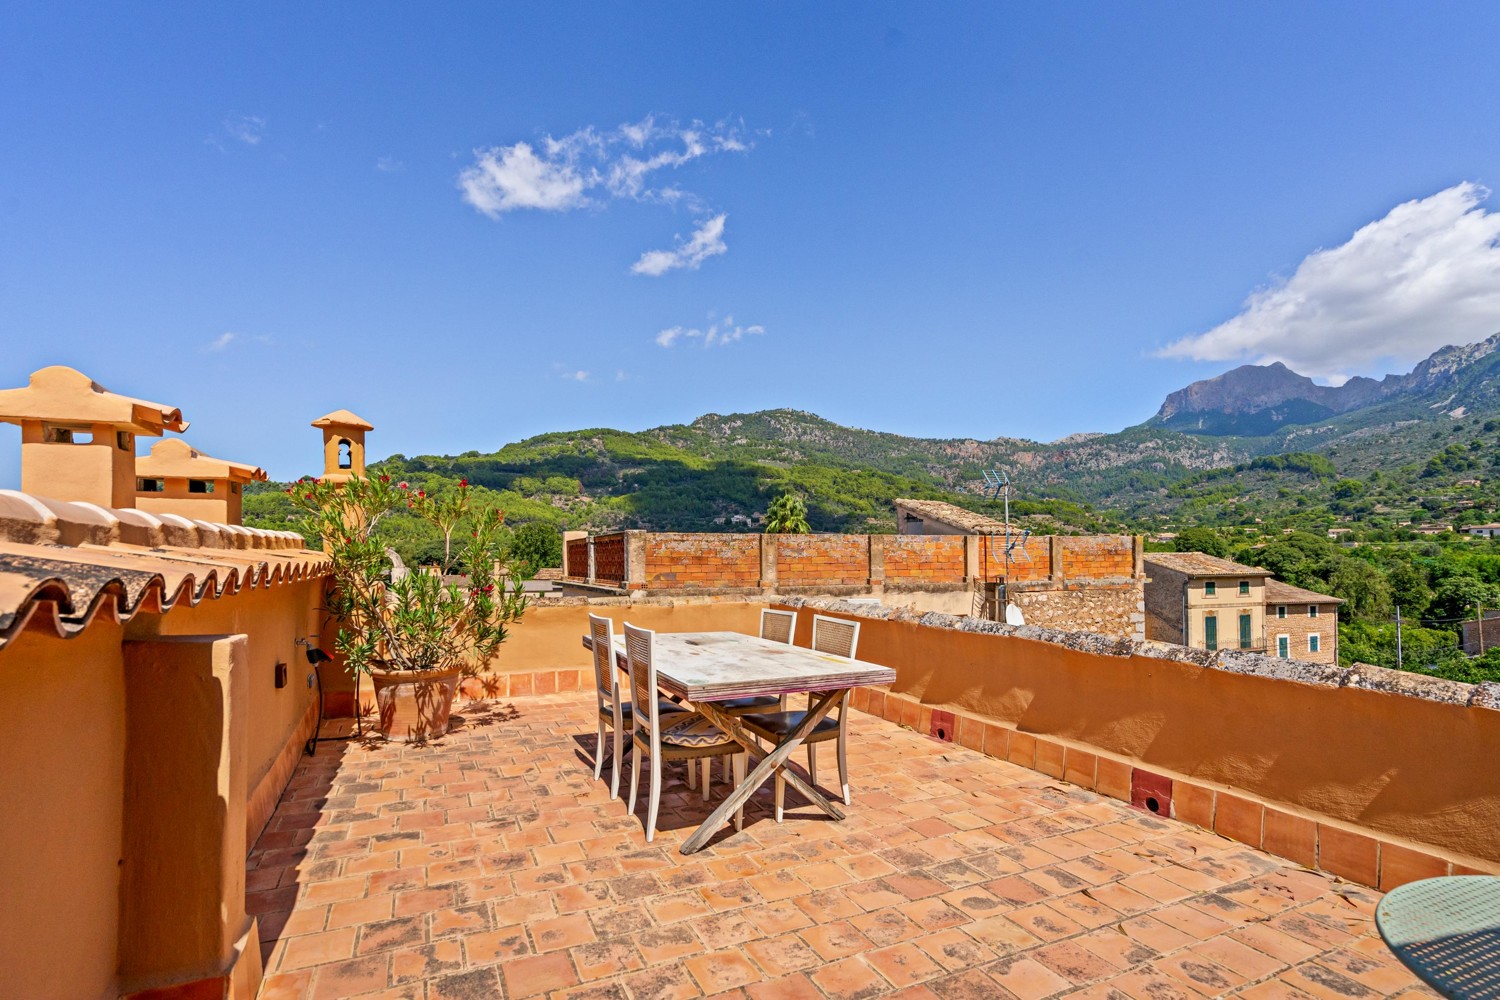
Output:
(311, 409), (373, 483)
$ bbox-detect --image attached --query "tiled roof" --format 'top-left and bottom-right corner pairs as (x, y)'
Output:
(1265, 578), (1345, 606)
(1144, 551), (1270, 576)
(894, 498), (1006, 533)
(0, 489), (326, 650)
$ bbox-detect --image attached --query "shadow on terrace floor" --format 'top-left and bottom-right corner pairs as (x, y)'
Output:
(248, 693), (1436, 1000)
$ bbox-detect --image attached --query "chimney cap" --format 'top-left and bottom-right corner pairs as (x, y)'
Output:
(136, 438), (267, 482)
(0, 366), (188, 435)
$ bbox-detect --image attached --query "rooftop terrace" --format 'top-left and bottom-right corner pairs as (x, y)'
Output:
(252, 690), (1436, 1000)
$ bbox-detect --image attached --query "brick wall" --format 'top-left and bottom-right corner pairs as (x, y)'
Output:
(644, 533), (761, 590)
(884, 535), (966, 584)
(1267, 602), (1338, 665)
(1461, 615), (1500, 656)
(1058, 536), (1136, 578)
(978, 534), (1052, 582)
(774, 534), (870, 586)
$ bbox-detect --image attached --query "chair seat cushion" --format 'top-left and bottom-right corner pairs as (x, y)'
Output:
(659, 714), (737, 748)
(602, 700), (686, 723)
(740, 711), (840, 739)
(717, 695), (781, 714)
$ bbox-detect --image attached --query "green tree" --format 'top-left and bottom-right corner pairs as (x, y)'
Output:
(1174, 526), (1228, 559)
(511, 521), (563, 574)
(1428, 574), (1500, 630)
(1387, 562), (1432, 620)
(1327, 557), (1392, 623)
(764, 492), (811, 534)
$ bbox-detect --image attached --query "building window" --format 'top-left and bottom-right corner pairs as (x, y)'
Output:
(338, 438), (353, 469)
(188, 479), (215, 494)
(1309, 605), (1319, 618)
(1277, 605), (1287, 619)
(1204, 581), (1217, 598)
(1204, 615), (1218, 651)
(1239, 580), (1250, 596)
(1277, 635), (1290, 659)
(1239, 613), (1253, 649)
(136, 478), (164, 493)
(1309, 634), (1321, 653)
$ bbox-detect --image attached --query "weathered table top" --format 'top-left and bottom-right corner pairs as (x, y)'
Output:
(590, 630), (895, 702)
(1376, 875), (1500, 998)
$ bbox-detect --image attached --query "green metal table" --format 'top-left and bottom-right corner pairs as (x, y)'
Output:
(1376, 876), (1500, 998)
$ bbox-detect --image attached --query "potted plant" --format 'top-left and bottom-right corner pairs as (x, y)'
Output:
(292, 474), (528, 742)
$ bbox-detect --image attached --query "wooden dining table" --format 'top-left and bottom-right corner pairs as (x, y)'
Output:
(581, 629), (896, 854)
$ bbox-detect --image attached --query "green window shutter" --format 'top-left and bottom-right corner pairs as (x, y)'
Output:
(1239, 580), (1250, 596)
(1205, 581), (1216, 597)
(1204, 616), (1218, 651)
(1278, 635), (1289, 658)
(1239, 613), (1252, 649)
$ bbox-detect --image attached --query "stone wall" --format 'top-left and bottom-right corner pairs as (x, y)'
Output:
(1013, 585), (1144, 639)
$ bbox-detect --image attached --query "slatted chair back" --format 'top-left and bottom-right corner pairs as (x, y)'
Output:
(587, 613), (618, 711)
(811, 614), (860, 660)
(622, 622), (661, 739)
(759, 608), (797, 645)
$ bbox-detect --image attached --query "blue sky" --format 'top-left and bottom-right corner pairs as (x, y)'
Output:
(3, 3), (1499, 483)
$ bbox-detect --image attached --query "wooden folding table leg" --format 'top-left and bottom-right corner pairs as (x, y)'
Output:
(680, 691), (847, 855)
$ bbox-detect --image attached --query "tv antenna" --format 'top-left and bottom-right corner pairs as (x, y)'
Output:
(980, 468), (1030, 622)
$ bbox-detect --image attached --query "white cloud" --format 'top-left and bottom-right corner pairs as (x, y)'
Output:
(207, 332), (236, 352)
(561, 369), (590, 382)
(457, 116), (750, 218)
(632, 215), (728, 276)
(1160, 182), (1500, 380)
(655, 313), (764, 348)
(376, 156), (404, 173)
(224, 114), (266, 145)
(459, 142), (590, 217)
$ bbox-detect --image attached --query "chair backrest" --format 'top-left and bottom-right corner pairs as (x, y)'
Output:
(587, 613), (618, 709)
(622, 622), (661, 742)
(811, 614), (860, 659)
(759, 608), (797, 645)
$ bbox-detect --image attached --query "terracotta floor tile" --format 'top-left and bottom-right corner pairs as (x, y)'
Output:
(501, 950), (581, 998)
(530, 913), (598, 953)
(279, 927), (357, 971)
(309, 953), (393, 1000)
(809, 956), (889, 999)
(428, 966), (504, 1000)
(249, 691), (1418, 1000)
(865, 940), (945, 987)
(389, 941), (463, 985)
(685, 948), (763, 992)
(746, 972), (825, 1000)
(911, 928), (993, 972)
(987, 955), (1074, 999)
(744, 933), (821, 977)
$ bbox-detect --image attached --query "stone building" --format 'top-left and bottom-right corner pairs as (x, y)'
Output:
(1144, 551), (1271, 653)
(1265, 579), (1343, 664)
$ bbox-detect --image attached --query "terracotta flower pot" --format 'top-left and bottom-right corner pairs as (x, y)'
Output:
(369, 663), (462, 743)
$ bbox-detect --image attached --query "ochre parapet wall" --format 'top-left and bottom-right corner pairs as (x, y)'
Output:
(772, 597), (1500, 879)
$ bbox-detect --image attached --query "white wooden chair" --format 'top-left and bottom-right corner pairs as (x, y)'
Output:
(623, 622), (747, 843)
(740, 614), (860, 820)
(588, 614), (687, 799)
